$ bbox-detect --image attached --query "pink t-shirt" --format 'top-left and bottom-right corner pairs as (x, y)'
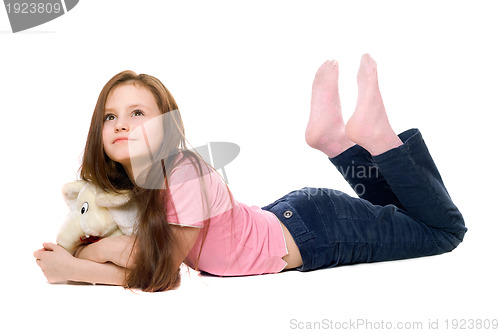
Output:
(165, 154), (288, 276)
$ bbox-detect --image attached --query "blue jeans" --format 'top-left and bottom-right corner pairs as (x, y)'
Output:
(261, 129), (467, 271)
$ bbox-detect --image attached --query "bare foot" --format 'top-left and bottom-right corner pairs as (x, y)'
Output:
(305, 60), (354, 158)
(345, 54), (403, 156)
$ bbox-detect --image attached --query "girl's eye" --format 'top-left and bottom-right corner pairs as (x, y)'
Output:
(132, 109), (144, 117)
(104, 114), (115, 121)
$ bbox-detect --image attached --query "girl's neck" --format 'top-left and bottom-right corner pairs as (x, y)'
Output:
(122, 160), (156, 188)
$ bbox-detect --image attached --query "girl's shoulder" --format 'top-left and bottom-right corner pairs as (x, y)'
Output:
(168, 150), (220, 186)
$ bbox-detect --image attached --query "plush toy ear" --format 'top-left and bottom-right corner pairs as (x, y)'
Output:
(95, 190), (133, 208)
(62, 180), (88, 210)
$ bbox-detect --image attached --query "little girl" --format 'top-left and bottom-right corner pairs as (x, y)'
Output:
(34, 54), (467, 292)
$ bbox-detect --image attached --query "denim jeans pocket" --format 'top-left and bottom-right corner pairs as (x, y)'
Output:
(271, 199), (316, 244)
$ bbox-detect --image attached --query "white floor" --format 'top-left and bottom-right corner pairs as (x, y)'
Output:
(7, 242), (494, 333)
(2, 1), (499, 332)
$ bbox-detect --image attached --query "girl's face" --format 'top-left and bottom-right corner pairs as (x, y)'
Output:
(103, 83), (164, 175)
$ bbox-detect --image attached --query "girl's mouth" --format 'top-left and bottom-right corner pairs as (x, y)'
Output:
(113, 138), (129, 144)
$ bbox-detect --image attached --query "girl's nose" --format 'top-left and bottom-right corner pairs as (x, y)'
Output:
(114, 121), (129, 132)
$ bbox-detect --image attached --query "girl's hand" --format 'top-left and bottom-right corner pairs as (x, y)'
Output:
(33, 243), (77, 283)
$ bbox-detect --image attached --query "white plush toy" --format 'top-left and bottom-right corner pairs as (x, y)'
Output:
(56, 180), (139, 254)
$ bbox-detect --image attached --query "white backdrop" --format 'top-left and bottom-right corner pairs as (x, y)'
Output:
(1, 1), (498, 332)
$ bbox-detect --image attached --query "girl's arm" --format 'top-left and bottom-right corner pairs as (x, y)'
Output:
(34, 226), (199, 286)
(34, 242), (128, 286)
(77, 226), (200, 270)
(75, 235), (136, 269)
(70, 259), (129, 285)
(171, 224), (201, 268)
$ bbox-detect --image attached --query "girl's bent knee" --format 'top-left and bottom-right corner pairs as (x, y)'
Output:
(445, 227), (467, 252)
